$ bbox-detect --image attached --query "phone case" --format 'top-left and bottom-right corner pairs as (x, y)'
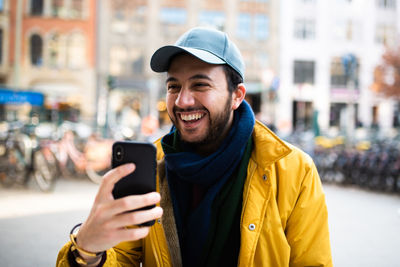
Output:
(111, 141), (157, 226)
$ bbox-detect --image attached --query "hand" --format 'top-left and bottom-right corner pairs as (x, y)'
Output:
(75, 163), (163, 254)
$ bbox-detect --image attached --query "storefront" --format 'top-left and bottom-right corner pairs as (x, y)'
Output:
(0, 89), (44, 122)
(30, 83), (88, 124)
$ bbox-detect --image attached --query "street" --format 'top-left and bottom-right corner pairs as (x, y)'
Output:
(0, 178), (399, 267)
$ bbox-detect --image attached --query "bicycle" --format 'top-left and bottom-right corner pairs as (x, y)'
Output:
(34, 122), (113, 184)
(0, 121), (33, 188)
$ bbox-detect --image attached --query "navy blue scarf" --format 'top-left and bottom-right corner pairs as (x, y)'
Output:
(161, 100), (255, 266)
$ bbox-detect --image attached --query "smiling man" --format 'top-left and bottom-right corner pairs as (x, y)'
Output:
(57, 27), (332, 267)
(164, 53), (241, 154)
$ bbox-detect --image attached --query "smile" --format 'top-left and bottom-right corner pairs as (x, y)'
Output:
(180, 113), (205, 122)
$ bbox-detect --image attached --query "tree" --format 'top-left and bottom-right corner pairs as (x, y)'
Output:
(371, 46), (400, 100)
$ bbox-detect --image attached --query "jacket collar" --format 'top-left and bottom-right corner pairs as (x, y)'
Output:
(155, 120), (292, 164)
(251, 120), (292, 167)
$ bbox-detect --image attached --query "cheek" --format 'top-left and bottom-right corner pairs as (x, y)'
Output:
(166, 95), (175, 113)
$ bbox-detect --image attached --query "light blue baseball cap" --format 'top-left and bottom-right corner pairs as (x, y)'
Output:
(150, 27), (245, 80)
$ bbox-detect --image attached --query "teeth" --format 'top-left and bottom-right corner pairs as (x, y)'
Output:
(181, 113), (203, 121)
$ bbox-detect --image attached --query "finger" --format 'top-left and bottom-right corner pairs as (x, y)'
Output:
(109, 192), (161, 215)
(115, 227), (151, 243)
(98, 163), (136, 199)
(111, 206), (163, 228)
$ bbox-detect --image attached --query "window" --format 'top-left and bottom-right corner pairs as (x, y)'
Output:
(48, 33), (67, 68)
(375, 24), (396, 46)
(30, 34), (43, 66)
(330, 56), (359, 88)
(0, 29), (2, 64)
(110, 46), (128, 76)
(199, 11), (225, 30)
(31, 0), (44, 16)
(52, 0), (64, 17)
(237, 14), (251, 39)
(130, 49), (144, 75)
(294, 18), (315, 40)
(0, 0), (4, 12)
(159, 7), (187, 38)
(49, 34), (60, 67)
(111, 9), (128, 34)
(67, 33), (86, 69)
(160, 8), (187, 25)
(330, 103), (359, 127)
(393, 103), (400, 127)
(293, 101), (313, 130)
(255, 15), (269, 40)
(330, 57), (346, 87)
(236, 13), (269, 40)
(294, 60), (315, 84)
(70, 0), (84, 19)
(376, 0), (396, 9)
(329, 103), (346, 127)
(111, 6), (147, 35)
(332, 19), (362, 42)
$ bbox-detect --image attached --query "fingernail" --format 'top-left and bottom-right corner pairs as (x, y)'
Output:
(151, 192), (161, 201)
(125, 163), (135, 171)
(157, 207), (163, 216)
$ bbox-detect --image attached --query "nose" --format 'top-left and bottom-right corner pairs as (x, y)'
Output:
(175, 87), (195, 108)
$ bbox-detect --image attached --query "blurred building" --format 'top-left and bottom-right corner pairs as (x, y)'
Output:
(278, 0), (400, 136)
(95, 0), (400, 138)
(98, 0), (279, 138)
(0, 1), (8, 80)
(2, 0), (97, 123)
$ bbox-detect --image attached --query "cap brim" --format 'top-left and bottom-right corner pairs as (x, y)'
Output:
(150, 45), (225, 73)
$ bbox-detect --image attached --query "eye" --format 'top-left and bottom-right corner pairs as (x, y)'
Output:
(193, 82), (210, 90)
(167, 84), (180, 92)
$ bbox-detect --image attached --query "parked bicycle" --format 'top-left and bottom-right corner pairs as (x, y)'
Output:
(0, 121), (31, 187)
(0, 121), (58, 192)
(313, 136), (400, 194)
(34, 122), (113, 184)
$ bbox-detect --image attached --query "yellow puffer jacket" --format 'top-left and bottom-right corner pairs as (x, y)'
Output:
(57, 121), (332, 266)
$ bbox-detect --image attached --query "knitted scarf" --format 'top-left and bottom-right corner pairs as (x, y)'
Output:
(161, 100), (255, 266)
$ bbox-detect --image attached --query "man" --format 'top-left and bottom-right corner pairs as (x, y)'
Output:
(57, 27), (332, 267)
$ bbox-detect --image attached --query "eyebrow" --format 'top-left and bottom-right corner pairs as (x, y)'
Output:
(165, 74), (212, 84)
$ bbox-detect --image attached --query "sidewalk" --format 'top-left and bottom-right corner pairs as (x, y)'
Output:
(0, 177), (99, 219)
(1, 179), (400, 266)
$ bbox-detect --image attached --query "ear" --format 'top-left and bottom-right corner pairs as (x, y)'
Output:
(231, 83), (246, 110)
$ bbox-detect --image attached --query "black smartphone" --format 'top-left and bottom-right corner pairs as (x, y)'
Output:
(111, 141), (157, 226)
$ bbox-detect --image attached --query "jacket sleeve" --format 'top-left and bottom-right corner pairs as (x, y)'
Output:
(285, 159), (333, 267)
(56, 240), (142, 267)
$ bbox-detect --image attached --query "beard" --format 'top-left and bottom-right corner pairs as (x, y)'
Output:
(170, 97), (233, 151)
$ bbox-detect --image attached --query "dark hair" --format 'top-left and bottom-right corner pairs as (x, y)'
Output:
(223, 65), (243, 93)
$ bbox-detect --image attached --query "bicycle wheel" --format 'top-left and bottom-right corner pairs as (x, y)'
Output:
(0, 154), (15, 187)
(0, 148), (26, 187)
(33, 149), (58, 192)
(85, 166), (107, 184)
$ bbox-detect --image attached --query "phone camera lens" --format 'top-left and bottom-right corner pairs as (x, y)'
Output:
(115, 146), (123, 161)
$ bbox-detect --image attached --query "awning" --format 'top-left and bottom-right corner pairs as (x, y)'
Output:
(0, 89), (44, 106)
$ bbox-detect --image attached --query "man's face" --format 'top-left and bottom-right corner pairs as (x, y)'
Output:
(166, 54), (235, 152)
